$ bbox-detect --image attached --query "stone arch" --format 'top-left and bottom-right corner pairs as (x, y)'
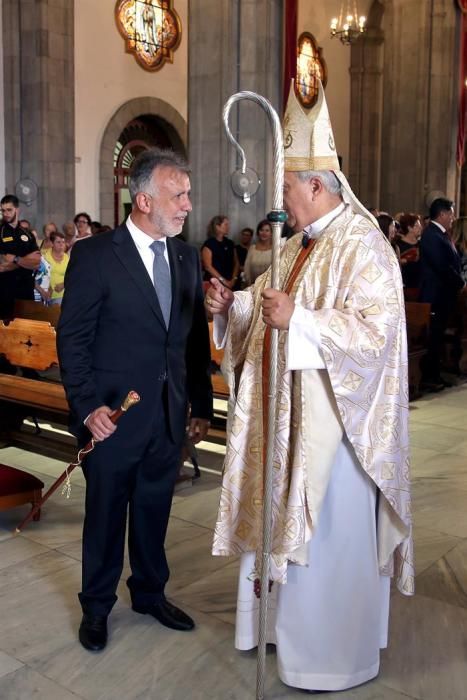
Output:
(99, 97), (187, 225)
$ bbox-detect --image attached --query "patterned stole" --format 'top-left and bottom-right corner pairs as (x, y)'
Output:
(261, 237), (317, 465)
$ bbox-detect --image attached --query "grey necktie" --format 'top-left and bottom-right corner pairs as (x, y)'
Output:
(150, 240), (172, 328)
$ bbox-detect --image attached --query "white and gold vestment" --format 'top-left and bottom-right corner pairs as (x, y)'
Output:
(212, 205), (414, 597)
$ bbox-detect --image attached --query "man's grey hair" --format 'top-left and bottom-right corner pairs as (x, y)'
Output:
(128, 147), (190, 203)
(295, 170), (342, 195)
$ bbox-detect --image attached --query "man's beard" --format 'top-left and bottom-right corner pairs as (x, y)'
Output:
(150, 210), (186, 237)
(2, 214), (18, 226)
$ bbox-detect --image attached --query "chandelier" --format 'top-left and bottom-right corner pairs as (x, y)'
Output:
(330, 1), (367, 45)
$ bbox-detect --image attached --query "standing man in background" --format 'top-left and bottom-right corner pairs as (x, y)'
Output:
(0, 194), (40, 319)
(58, 148), (212, 652)
(419, 197), (466, 390)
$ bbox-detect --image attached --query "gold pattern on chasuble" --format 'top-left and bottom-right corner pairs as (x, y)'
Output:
(364, 303), (382, 316)
(328, 315), (347, 337)
(354, 419), (364, 436)
(230, 414), (245, 438)
(370, 405), (400, 451)
(385, 285), (402, 315)
(283, 514), (302, 543)
(228, 469), (249, 490)
(402, 457), (411, 483)
(352, 444), (375, 477)
(235, 520), (253, 541)
(382, 462), (396, 480)
(342, 370), (364, 392)
(385, 375), (400, 395)
(360, 261), (382, 284)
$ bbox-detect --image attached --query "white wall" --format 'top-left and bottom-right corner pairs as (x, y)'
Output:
(0, 0), (5, 196)
(74, 0), (188, 219)
(298, 0), (372, 174)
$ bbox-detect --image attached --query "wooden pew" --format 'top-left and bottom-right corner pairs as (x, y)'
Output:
(0, 318), (228, 460)
(12, 299), (61, 327)
(0, 318), (71, 457)
(442, 295), (467, 376)
(0, 318), (60, 372)
(405, 301), (431, 399)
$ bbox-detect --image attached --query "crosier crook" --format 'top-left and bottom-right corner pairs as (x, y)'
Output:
(223, 91), (286, 700)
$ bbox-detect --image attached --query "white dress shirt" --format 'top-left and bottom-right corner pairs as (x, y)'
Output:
(431, 219), (445, 233)
(126, 215), (171, 284)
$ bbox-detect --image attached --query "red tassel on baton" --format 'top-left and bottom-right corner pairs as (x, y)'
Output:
(14, 390), (141, 534)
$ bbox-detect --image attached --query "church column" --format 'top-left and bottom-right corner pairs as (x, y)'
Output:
(348, 1), (385, 210)
(380, 0), (458, 214)
(188, 0), (282, 244)
(2, 0), (74, 227)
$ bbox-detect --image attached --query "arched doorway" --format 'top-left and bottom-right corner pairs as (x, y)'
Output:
(100, 97), (187, 226)
(113, 114), (175, 225)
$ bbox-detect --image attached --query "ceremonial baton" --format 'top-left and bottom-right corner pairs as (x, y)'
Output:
(14, 390), (141, 533)
(223, 92), (285, 700)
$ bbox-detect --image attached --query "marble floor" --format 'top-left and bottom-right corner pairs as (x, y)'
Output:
(1, 386), (467, 699)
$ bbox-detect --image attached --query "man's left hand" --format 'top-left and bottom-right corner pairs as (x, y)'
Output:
(261, 288), (294, 330)
(187, 417), (210, 444)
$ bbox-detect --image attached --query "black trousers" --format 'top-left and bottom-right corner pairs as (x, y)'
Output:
(421, 309), (448, 382)
(79, 382), (183, 616)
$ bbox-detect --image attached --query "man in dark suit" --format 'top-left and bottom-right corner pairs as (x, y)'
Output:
(57, 148), (212, 651)
(419, 197), (466, 388)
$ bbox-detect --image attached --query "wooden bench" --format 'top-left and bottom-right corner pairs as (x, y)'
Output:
(442, 295), (467, 376)
(405, 301), (431, 399)
(0, 318), (71, 458)
(0, 318), (228, 460)
(12, 299), (61, 327)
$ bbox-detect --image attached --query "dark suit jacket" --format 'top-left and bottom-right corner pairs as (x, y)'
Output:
(419, 222), (465, 314)
(57, 224), (212, 444)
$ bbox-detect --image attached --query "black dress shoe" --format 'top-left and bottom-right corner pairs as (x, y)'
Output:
(132, 599), (194, 631)
(79, 614), (108, 651)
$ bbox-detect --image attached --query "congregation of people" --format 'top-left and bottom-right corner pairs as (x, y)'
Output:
(0, 197), (113, 318)
(1, 190), (466, 395)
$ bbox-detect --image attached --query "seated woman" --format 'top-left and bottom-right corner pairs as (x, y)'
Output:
(398, 213), (423, 289)
(43, 231), (69, 305)
(243, 219), (273, 285)
(201, 215), (239, 289)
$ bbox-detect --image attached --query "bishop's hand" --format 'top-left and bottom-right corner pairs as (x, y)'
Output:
(261, 288), (295, 330)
